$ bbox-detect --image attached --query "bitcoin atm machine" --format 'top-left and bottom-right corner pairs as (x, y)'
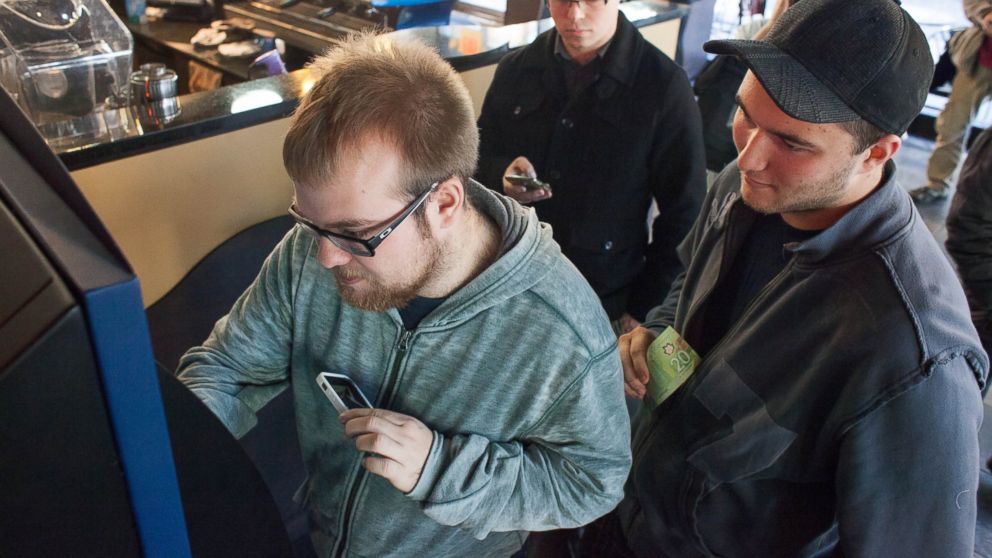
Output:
(0, 84), (292, 556)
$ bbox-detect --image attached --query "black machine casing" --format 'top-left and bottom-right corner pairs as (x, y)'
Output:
(0, 84), (292, 557)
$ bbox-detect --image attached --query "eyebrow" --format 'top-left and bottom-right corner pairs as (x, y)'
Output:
(325, 218), (378, 230)
(294, 206), (378, 231)
(735, 95), (819, 150)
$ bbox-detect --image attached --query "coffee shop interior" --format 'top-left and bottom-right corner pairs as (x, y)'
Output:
(2, 0), (991, 555)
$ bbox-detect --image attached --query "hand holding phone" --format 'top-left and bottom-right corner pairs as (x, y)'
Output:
(316, 372), (372, 415)
(505, 174), (552, 193)
(501, 156), (552, 204)
(339, 408), (433, 493)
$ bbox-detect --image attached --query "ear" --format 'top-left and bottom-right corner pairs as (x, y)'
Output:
(859, 134), (901, 174)
(429, 177), (465, 231)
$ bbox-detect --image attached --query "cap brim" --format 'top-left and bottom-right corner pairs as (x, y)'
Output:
(704, 39), (861, 125)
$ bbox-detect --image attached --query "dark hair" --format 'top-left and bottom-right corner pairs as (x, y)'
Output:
(837, 118), (888, 154)
(283, 32), (478, 204)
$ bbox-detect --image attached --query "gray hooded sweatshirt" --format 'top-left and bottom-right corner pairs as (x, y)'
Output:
(177, 180), (632, 557)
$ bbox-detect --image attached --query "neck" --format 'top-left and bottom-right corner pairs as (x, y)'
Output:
(420, 207), (500, 298)
(782, 164), (887, 231)
(568, 46), (599, 66)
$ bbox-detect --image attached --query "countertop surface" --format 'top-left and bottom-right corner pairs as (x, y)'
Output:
(57, 1), (686, 170)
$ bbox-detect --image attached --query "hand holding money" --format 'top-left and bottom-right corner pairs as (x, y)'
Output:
(643, 327), (701, 409)
(619, 326), (659, 399)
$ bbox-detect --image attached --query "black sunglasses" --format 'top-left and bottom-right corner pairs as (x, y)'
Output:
(289, 181), (439, 257)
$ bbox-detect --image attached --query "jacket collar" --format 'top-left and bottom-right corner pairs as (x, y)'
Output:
(598, 11), (641, 87)
(783, 160), (915, 265)
(402, 179), (559, 329)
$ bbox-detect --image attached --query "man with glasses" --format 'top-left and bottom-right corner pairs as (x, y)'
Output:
(177, 34), (631, 557)
(477, 0), (706, 336)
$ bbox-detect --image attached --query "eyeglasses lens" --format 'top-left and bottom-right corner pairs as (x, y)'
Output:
(327, 236), (372, 257)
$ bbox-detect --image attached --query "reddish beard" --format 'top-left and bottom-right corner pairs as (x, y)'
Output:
(333, 233), (446, 312)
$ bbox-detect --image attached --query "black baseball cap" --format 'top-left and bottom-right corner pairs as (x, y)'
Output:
(704, 0), (933, 135)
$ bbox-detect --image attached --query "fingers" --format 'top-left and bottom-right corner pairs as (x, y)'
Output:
(619, 333), (644, 399)
(623, 382), (643, 399)
(501, 156), (550, 204)
(340, 408), (432, 493)
(362, 454), (402, 481)
(339, 407), (406, 427)
(620, 312), (641, 334)
(502, 182), (552, 204)
(619, 327), (657, 399)
(629, 327), (656, 385)
(354, 431), (402, 459)
(340, 409), (428, 451)
(506, 156), (535, 177)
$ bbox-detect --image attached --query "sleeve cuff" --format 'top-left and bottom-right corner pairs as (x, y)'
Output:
(405, 430), (445, 501)
(640, 319), (670, 334)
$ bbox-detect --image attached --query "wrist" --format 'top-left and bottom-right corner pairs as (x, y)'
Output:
(405, 431), (443, 500)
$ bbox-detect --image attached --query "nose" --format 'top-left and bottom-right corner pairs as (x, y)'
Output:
(735, 127), (769, 174)
(565, 1), (585, 19)
(317, 237), (353, 269)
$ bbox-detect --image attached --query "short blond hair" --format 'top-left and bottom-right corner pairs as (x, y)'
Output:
(283, 32), (478, 201)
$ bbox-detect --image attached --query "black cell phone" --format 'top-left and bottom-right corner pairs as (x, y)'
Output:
(316, 372), (372, 414)
(505, 174), (552, 192)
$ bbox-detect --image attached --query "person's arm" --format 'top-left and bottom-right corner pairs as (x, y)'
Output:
(641, 270), (686, 331)
(176, 231), (302, 439)
(405, 347), (631, 538)
(947, 128), (992, 313)
(626, 65), (706, 321)
(834, 356), (983, 556)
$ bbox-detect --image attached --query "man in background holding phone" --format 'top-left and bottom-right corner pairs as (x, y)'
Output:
(476, 0), (706, 335)
(593, 0), (987, 555)
(177, 33), (631, 558)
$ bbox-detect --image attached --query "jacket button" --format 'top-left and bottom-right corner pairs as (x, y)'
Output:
(561, 117), (573, 129)
(513, 105), (522, 116)
(548, 170), (561, 180)
(603, 241), (614, 251)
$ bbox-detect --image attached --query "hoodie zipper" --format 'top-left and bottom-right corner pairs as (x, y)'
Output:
(334, 328), (414, 558)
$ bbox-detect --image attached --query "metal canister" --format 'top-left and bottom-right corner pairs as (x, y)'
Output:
(129, 63), (178, 103)
(128, 63), (180, 125)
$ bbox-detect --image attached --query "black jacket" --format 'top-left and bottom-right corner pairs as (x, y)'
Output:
(476, 13), (706, 320)
(623, 161), (987, 557)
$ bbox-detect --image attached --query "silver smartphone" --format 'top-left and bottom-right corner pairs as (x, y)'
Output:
(505, 174), (552, 192)
(316, 372), (372, 414)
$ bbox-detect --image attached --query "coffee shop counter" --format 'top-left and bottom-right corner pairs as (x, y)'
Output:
(61, 1), (686, 307)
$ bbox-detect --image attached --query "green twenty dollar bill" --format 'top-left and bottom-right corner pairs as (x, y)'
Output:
(645, 326), (700, 408)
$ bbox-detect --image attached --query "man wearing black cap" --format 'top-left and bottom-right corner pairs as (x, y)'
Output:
(588, 0), (989, 555)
